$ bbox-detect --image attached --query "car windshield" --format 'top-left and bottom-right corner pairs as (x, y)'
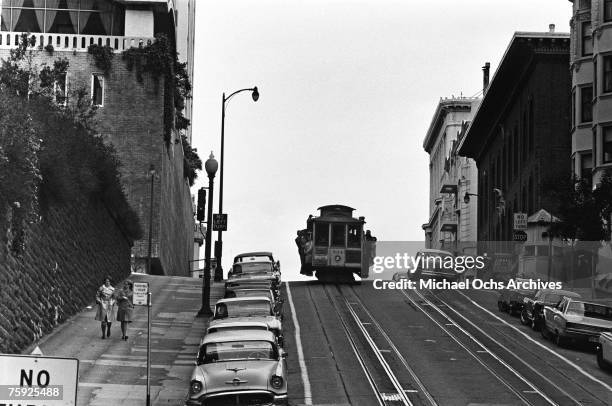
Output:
(214, 300), (272, 319)
(566, 302), (612, 320)
(543, 293), (562, 303)
(198, 340), (276, 364)
(233, 263), (273, 274)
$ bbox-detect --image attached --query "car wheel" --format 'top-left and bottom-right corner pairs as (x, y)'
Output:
(554, 331), (565, 348)
(541, 324), (550, 340)
(520, 310), (529, 325)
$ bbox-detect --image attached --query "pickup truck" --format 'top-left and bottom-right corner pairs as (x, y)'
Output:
(597, 332), (612, 371)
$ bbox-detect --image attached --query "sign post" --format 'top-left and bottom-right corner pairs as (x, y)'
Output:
(133, 282), (151, 406)
(213, 214), (227, 231)
(0, 354), (79, 405)
(513, 213), (528, 230)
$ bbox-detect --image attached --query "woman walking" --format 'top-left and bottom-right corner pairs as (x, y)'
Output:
(116, 280), (134, 340)
(95, 276), (116, 339)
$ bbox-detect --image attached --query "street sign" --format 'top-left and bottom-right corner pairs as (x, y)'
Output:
(133, 282), (149, 306)
(0, 354), (78, 405)
(513, 230), (528, 242)
(514, 213), (528, 230)
(213, 214), (227, 231)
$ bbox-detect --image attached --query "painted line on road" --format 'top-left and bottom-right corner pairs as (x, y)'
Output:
(286, 282), (313, 405)
(457, 290), (612, 393)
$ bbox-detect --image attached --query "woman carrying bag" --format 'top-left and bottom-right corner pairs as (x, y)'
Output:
(95, 276), (116, 339)
(116, 280), (134, 340)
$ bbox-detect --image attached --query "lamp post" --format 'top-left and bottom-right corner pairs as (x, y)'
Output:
(216, 86), (259, 282)
(147, 165), (156, 275)
(198, 152), (218, 317)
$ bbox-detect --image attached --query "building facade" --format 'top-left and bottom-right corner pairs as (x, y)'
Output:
(569, 0), (612, 184)
(422, 97), (480, 252)
(457, 30), (571, 274)
(0, 0), (196, 276)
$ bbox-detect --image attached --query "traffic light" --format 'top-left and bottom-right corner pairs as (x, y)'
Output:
(196, 187), (206, 222)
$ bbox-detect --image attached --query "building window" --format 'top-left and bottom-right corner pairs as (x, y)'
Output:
(579, 0), (591, 10)
(604, 56), (612, 94)
(594, 57), (598, 97)
(581, 85), (593, 123)
(0, 0), (125, 36)
(54, 72), (67, 106)
(91, 74), (104, 106)
(604, 126), (612, 164)
(605, 0), (612, 22)
(582, 22), (593, 56)
(581, 152), (593, 183)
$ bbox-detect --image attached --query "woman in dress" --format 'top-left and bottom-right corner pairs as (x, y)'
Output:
(95, 276), (116, 339)
(116, 280), (134, 340)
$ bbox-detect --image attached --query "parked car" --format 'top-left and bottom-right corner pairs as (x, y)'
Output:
(209, 297), (283, 346)
(224, 288), (284, 319)
(520, 289), (581, 330)
(185, 330), (288, 406)
(409, 249), (459, 282)
(497, 279), (536, 315)
(542, 297), (612, 347)
(597, 332), (612, 372)
(233, 251), (281, 273)
(227, 259), (280, 287)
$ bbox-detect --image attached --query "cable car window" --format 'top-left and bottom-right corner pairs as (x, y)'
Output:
(347, 224), (361, 248)
(314, 223), (329, 246)
(331, 224), (346, 247)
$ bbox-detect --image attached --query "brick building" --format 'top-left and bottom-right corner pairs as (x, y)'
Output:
(422, 97), (480, 252)
(457, 29), (571, 245)
(0, 0), (196, 276)
(569, 0), (612, 185)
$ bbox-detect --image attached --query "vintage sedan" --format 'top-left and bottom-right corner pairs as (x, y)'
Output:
(228, 259), (280, 283)
(520, 289), (580, 330)
(497, 278), (536, 315)
(542, 297), (612, 347)
(210, 297), (283, 346)
(185, 330), (288, 406)
(224, 288), (283, 318)
(597, 332), (612, 371)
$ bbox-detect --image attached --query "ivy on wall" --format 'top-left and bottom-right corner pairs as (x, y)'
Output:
(0, 34), (142, 254)
(87, 44), (114, 74)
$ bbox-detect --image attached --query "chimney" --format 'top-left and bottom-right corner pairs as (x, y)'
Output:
(549, 24), (555, 33)
(482, 62), (490, 94)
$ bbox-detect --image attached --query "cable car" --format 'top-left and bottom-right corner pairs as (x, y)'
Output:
(296, 205), (375, 282)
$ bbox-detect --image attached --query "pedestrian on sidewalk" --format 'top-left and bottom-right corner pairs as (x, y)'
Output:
(95, 276), (116, 339)
(116, 280), (134, 340)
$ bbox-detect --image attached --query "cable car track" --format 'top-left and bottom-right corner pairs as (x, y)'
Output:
(428, 288), (611, 406)
(399, 287), (558, 406)
(321, 284), (415, 406)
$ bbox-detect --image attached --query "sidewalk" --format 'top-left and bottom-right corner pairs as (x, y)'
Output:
(28, 274), (224, 406)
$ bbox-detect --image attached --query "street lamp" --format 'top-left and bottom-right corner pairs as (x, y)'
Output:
(216, 86), (259, 282)
(147, 165), (156, 275)
(464, 192), (478, 204)
(198, 152), (218, 317)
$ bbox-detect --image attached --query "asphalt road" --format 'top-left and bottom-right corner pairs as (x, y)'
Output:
(284, 281), (612, 406)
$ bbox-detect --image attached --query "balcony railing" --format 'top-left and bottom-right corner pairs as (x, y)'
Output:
(0, 31), (155, 52)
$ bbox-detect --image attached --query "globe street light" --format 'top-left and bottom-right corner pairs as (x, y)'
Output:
(216, 86), (259, 282)
(198, 152), (218, 317)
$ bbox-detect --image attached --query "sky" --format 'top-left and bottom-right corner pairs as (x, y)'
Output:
(190, 0), (571, 281)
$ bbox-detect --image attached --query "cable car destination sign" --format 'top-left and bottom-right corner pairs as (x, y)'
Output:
(0, 354), (79, 405)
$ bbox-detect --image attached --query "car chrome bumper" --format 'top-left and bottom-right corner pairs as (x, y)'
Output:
(185, 390), (288, 406)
